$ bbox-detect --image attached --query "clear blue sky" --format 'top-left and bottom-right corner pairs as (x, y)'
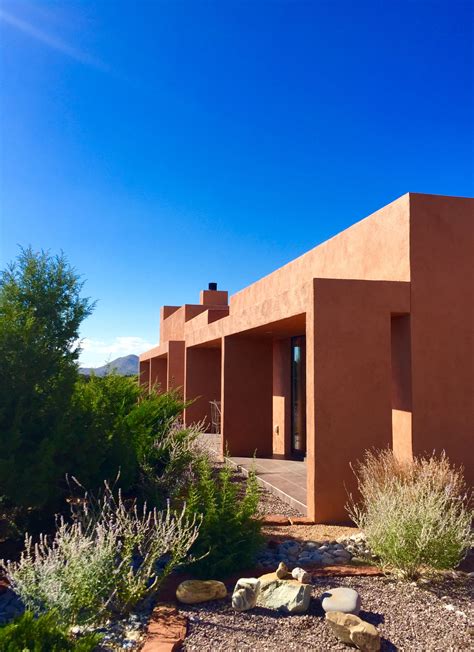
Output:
(1, 1), (473, 366)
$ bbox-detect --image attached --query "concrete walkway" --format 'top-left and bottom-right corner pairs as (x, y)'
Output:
(197, 433), (307, 515)
(230, 456), (307, 515)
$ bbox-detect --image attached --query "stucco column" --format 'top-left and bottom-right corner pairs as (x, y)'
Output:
(221, 335), (273, 457)
(184, 346), (221, 429)
(139, 359), (150, 390)
(150, 356), (167, 394)
(308, 278), (410, 523)
(167, 341), (185, 395)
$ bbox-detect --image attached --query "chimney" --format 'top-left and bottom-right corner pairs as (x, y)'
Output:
(200, 282), (228, 306)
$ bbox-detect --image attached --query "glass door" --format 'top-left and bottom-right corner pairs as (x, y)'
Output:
(291, 336), (306, 458)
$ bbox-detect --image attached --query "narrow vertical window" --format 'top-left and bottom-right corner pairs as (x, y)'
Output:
(391, 314), (412, 460)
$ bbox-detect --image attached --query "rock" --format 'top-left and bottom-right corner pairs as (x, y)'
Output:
(276, 562), (291, 579)
(321, 587), (361, 615)
(279, 543), (299, 558)
(321, 553), (335, 565)
(325, 612), (360, 644)
(232, 578), (260, 611)
(257, 573), (311, 613)
(351, 621), (382, 652)
(261, 515), (290, 526)
(143, 605), (187, 652)
(326, 611), (380, 652)
(176, 580), (227, 604)
(124, 629), (142, 642)
(351, 533), (367, 543)
(304, 541), (320, 550)
(291, 567), (311, 583)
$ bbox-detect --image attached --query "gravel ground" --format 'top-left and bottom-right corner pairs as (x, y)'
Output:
(256, 483), (303, 517)
(261, 523), (358, 541)
(180, 574), (473, 651)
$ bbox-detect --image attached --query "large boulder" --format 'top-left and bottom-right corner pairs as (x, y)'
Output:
(232, 578), (260, 611)
(326, 611), (381, 652)
(176, 580), (227, 604)
(321, 586), (361, 615)
(257, 572), (311, 614)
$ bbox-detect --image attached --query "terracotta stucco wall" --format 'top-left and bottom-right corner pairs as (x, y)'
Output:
(307, 278), (410, 522)
(409, 194), (474, 485)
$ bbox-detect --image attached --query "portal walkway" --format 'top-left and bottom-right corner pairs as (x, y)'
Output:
(198, 434), (307, 515)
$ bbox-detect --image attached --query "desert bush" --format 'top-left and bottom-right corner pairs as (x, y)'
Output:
(184, 458), (263, 578)
(0, 610), (101, 651)
(347, 449), (472, 579)
(2, 483), (200, 624)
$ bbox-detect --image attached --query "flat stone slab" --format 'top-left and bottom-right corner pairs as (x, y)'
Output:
(261, 514), (291, 526)
(321, 587), (361, 615)
(305, 565), (382, 576)
(142, 603), (187, 652)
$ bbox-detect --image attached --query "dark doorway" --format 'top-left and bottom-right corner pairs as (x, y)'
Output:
(291, 335), (306, 458)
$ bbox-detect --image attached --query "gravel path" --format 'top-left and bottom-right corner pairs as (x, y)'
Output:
(180, 574), (473, 651)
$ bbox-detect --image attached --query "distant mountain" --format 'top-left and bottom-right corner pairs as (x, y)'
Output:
(79, 354), (139, 377)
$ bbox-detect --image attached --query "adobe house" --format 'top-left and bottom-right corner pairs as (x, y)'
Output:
(140, 193), (473, 523)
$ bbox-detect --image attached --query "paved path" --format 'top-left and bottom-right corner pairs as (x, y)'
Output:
(197, 433), (307, 514)
(230, 456), (307, 515)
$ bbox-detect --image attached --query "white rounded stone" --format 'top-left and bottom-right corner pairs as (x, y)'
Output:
(321, 587), (361, 615)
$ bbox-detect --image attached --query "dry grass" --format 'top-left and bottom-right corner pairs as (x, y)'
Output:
(348, 449), (472, 579)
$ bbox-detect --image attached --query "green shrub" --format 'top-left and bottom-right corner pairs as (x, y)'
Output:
(347, 449), (472, 579)
(2, 484), (200, 624)
(67, 373), (142, 494)
(0, 611), (101, 652)
(70, 375), (200, 507)
(184, 458), (263, 578)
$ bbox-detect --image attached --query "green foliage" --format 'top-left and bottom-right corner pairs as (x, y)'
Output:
(0, 248), (94, 511)
(68, 373), (143, 494)
(0, 611), (101, 652)
(184, 458), (263, 578)
(2, 485), (200, 625)
(347, 449), (473, 579)
(70, 375), (199, 506)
